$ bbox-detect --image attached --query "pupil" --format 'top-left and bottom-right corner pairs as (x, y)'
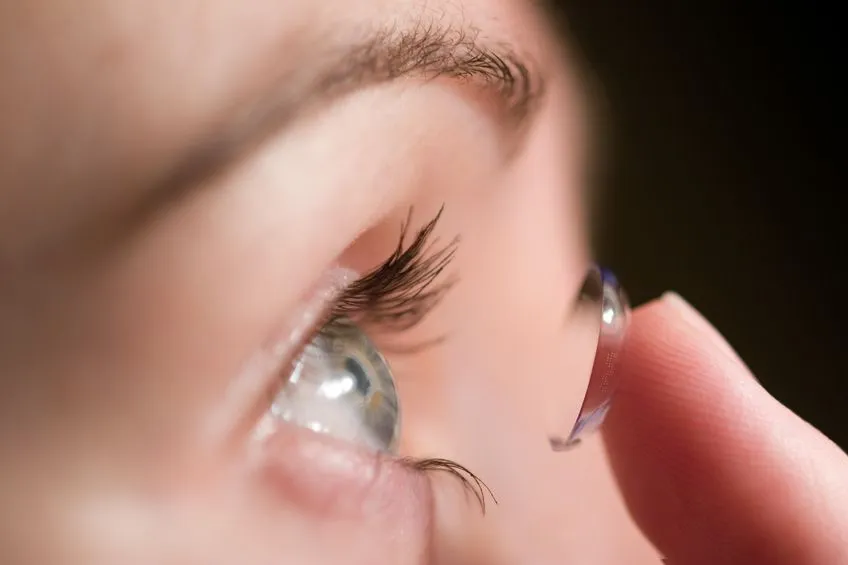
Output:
(344, 356), (371, 395)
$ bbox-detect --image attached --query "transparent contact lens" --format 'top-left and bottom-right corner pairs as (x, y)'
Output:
(267, 320), (401, 453)
(550, 266), (630, 451)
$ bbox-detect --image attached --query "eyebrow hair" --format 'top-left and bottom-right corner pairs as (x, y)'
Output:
(117, 20), (544, 238)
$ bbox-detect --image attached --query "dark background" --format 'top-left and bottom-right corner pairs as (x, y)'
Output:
(550, 4), (846, 447)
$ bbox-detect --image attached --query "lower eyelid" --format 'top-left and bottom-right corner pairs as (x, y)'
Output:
(254, 423), (432, 522)
(254, 418), (492, 542)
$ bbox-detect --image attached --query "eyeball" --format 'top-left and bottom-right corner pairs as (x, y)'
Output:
(266, 320), (402, 453)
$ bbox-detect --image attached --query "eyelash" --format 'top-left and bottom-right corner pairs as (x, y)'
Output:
(315, 206), (495, 513)
(325, 206), (458, 333)
(404, 457), (497, 514)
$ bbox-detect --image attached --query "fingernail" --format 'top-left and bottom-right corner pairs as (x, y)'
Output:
(661, 292), (751, 374)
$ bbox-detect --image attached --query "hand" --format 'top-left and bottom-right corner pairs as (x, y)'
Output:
(603, 293), (848, 565)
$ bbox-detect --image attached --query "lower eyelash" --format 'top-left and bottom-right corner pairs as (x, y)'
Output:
(401, 457), (497, 514)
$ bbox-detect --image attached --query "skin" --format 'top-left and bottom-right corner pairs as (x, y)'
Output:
(1, 1), (847, 564)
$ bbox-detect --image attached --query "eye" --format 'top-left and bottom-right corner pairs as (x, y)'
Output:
(247, 207), (501, 510)
(252, 207), (453, 455)
(268, 319), (402, 453)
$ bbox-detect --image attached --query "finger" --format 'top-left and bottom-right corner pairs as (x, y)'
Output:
(603, 293), (848, 565)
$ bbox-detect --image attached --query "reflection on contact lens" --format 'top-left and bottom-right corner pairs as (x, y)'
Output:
(268, 320), (401, 453)
(550, 266), (630, 451)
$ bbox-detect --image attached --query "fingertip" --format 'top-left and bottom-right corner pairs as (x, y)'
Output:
(603, 293), (848, 565)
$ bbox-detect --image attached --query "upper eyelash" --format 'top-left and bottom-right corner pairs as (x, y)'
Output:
(328, 206), (458, 332)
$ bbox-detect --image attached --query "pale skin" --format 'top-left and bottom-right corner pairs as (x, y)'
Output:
(1, 1), (847, 564)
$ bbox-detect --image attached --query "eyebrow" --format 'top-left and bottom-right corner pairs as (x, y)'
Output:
(119, 20), (544, 236)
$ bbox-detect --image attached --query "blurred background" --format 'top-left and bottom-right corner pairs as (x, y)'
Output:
(549, 4), (846, 447)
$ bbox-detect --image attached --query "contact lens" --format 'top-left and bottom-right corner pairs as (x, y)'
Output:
(550, 266), (630, 450)
(268, 321), (401, 453)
